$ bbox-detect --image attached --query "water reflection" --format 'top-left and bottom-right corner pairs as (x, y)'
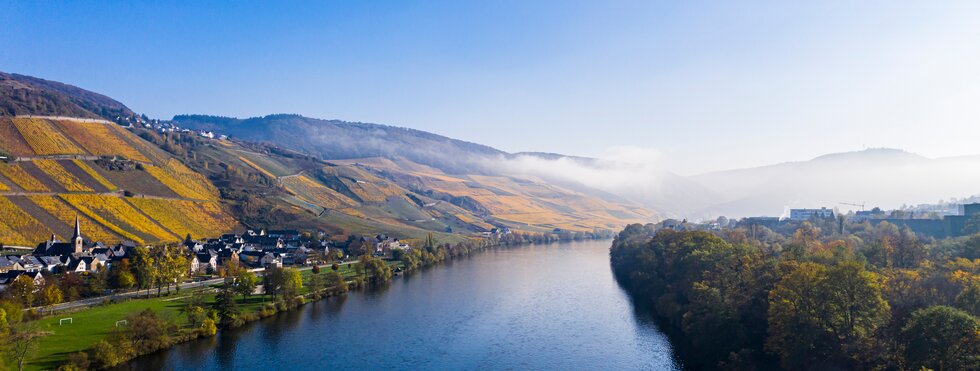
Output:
(119, 240), (677, 370)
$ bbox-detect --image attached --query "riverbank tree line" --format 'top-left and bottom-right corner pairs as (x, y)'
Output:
(610, 221), (980, 370)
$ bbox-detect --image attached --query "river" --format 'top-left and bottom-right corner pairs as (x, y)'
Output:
(117, 240), (678, 370)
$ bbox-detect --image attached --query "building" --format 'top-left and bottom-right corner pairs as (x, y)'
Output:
(33, 216), (86, 256)
(789, 207), (835, 221)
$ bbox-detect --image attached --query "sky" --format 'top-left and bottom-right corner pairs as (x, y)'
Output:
(3, 1), (980, 175)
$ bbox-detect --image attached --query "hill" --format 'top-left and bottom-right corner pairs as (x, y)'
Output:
(171, 114), (661, 234)
(148, 133), (655, 241)
(172, 114), (505, 174)
(0, 72), (137, 122)
(689, 148), (980, 217)
(0, 116), (236, 247)
(0, 72), (658, 246)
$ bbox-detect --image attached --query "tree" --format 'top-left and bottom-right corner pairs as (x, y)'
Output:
(58, 273), (84, 301)
(955, 282), (980, 316)
(822, 261), (890, 349)
(902, 306), (980, 370)
(170, 249), (189, 293)
(362, 255), (392, 283)
(0, 300), (23, 326)
(235, 270), (257, 302)
(309, 268), (325, 297)
(6, 276), (35, 307)
(263, 268), (283, 301)
(7, 324), (48, 371)
(126, 308), (171, 354)
(280, 268), (303, 300)
(324, 271), (347, 294)
(131, 246), (156, 298)
(41, 282), (63, 308)
(212, 282), (240, 327)
(766, 262), (835, 369)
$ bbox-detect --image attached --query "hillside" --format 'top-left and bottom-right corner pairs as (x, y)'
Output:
(0, 72), (137, 122)
(155, 134), (654, 241)
(0, 117), (236, 247)
(0, 72), (659, 246)
(689, 148), (980, 217)
(172, 114), (505, 174)
(169, 114), (660, 235)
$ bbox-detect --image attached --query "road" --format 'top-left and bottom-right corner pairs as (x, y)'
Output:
(34, 261), (359, 313)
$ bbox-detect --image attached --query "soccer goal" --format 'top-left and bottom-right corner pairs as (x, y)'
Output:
(115, 320), (128, 327)
(59, 318), (72, 325)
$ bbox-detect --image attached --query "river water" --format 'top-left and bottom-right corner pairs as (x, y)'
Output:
(118, 240), (678, 370)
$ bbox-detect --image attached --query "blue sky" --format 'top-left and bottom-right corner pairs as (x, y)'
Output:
(3, 1), (980, 174)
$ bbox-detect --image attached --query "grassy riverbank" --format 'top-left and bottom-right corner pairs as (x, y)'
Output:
(25, 261), (390, 370)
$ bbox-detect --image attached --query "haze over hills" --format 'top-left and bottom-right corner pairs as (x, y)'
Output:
(176, 111), (980, 219)
(3, 70), (979, 235)
(0, 72), (659, 247)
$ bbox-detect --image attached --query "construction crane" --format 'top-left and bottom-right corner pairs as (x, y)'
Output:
(839, 202), (866, 211)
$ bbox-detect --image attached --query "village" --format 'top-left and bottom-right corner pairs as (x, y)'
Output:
(0, 215), (419, 296)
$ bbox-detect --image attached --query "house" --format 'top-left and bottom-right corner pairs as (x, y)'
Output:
(789, 207), (835, 221)
(0, 271), (44, 292)
(190, 253), (217, 274)
(78, 255), (102, 272)
(0, 257), (24, 273)
(38, 256), (67, 272)
(67, 259), (88, 273)
(260, 253), (282, 269)
(14, 256), (44, 272)
(267, 230), (300, 239)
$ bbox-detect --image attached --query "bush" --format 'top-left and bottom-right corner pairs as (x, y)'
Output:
(91, 340), (124, 368)
(67, 352), (90, 371)
(200, 318), (217, 336)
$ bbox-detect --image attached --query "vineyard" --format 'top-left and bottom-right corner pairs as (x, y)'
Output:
(238, 156), (277, 179)
(34, 160), (93, 192)
(0, 118), (34, 156)
(61, 194), (180, 242)
(0, 163), (50, 192)
(53, 120), (151, 162)
(127, 198), (236, 240)
(145, 159), (219, 201)
(282, 175), (357, 209)
(0, 196), (54, 246)
(10, 118), (86, 155)
(0, 117), (239, 246)
(72, 160), (116, 190)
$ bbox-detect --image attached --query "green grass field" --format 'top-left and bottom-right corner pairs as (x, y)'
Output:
(26, 261), (404, 369)
(30, 293), (187, 370)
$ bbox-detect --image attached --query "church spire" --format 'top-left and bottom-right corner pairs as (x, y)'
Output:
(72, 214), (82, 241)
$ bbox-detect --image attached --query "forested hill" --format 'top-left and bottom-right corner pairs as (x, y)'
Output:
(173, 114), (506, 174)
(0, 72), (137, 122)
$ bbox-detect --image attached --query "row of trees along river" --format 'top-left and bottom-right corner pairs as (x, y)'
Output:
(610, 221), (980, 370)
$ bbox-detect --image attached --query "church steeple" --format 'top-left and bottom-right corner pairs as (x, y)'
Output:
(73, 215), (83, 253)
(73, 215), (82, 240)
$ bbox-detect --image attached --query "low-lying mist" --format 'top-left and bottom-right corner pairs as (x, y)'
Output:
(492, 148), (980, 220)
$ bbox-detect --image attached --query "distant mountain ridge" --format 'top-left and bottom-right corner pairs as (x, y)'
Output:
(689, 148), (980, 218)
(0, 72), (136, 121)
(173, 114), (506, 174)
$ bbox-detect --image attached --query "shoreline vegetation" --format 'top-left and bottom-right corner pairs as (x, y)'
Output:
(10, 231), (612, 370)
(610, 222), (980, 370)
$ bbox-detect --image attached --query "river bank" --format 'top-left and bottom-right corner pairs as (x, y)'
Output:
(115, 240), (678, 370)
(30, 237), (618, 370)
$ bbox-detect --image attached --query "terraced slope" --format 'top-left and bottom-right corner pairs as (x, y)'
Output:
(0, 117), (236, 246)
